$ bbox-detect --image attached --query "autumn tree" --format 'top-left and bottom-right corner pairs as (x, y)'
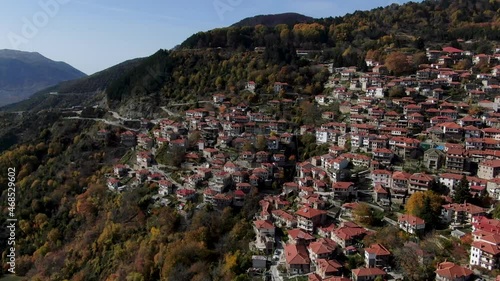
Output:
(454, 59), (472, 70)
(394, 244), (435, 281)
(385, 51), (414, 76)
(188, 131), (201, 148)
(366, 49), (382, 62)
(363, 226), (405, 251)
(353, 203), (382, 226)
(388, 86), (405, 98)
(405, 191), (443, 229)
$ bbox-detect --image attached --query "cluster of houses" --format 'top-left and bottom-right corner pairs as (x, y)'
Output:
(250, 45), (500, 280)
(96, 44), (500, 280)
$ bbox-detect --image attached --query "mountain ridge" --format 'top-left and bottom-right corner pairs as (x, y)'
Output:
(0, 49), (86, 106)
(231, 12), (314, 27)
(0, 57), (145, 112)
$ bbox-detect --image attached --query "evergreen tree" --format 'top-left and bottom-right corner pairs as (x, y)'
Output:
(453, 176), (472, 203)
(420, 196), (437, 229)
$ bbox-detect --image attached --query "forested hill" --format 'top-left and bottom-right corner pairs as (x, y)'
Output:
(231, 13), (313, 27)
(181, 0), (500, 50)
(106, 0), (499, 111)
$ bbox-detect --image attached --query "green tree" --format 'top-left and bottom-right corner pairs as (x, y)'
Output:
(156, 144), (186, 167)
(255, 135), (267, 151)
(453, 176), (472, 203)
(493, 203), (500, 220)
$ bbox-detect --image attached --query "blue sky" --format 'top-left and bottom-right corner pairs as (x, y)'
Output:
(0, 0), (419, 75)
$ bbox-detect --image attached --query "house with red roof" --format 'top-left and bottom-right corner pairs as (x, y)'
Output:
(442, 46), (464, 60)
(113, 164), (129, 178)
(445, 148), (467, 172)
(371, 170), (392, 187)
(331, 223), (368, 248)
(253, 220), (275, 254)
(308, 238), (337, 263)
(272, 209), (297, 228)
(309, 274), (350, 281)
(408, 173), (434, 194)
(107, 177), (120, 191)
(340, 202), (361, 218)
(398, 214), (426, 234)
(442, 203), (486, 225)
(478, 159), (500, 180)
(351, 267), (386, 281)
(176, 188), (196, 202)
(288, 228), (315, 245)
(364, 243), (391, 268)
(284, 244), (311, 275)
(158, 180), (174, 196)
(233, 189), (246, 207)
(332, 182), (356, 200)
(315, 259), (343, 279)
(435, 262), (473, 281)
(296, 207), (327, 232)
(96, 129), (110, 142)
(472, 216), (500, 235)
(120, 130), (137, 147)
(373, 184), (389, 204)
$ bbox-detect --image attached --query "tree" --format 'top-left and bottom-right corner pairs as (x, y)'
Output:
(385, 52), (414, 76)
(493, 203), (500, 220)
(255, 135), (267, 151)
(188, 131), (201, 148)
(413, 52), (428, 66)
(453, 176), (472, 203)
(406, 191), (443, 229)
(388, 86), (405, 98)
(156, 144), (186, 167)
(454, 59), (472, 70)
(394, 245), (434, 281)
(353, 203), (376, 226)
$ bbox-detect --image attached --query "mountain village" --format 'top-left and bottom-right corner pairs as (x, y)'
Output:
(90, 45), (500, 281)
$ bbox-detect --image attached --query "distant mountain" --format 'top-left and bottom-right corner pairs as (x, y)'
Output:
(1, 57), (145, 112)
(0, 49), (86, 106)
(231, 12), (313, 27)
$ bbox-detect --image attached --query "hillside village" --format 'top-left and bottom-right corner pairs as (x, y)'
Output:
(90, 44), (500, 281)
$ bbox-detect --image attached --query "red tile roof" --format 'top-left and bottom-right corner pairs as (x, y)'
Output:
(364, 243), (391, 256)
(398, 214), (425, 226)
(352, 267), (386, 277)
(296, 207), (327, 219)
(435, 262), (473, 279)
(285, 244), (310, 265)
(288, 228), (314, 241)
(308, 238), (337, 255)
(254, 220), (275, 230)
